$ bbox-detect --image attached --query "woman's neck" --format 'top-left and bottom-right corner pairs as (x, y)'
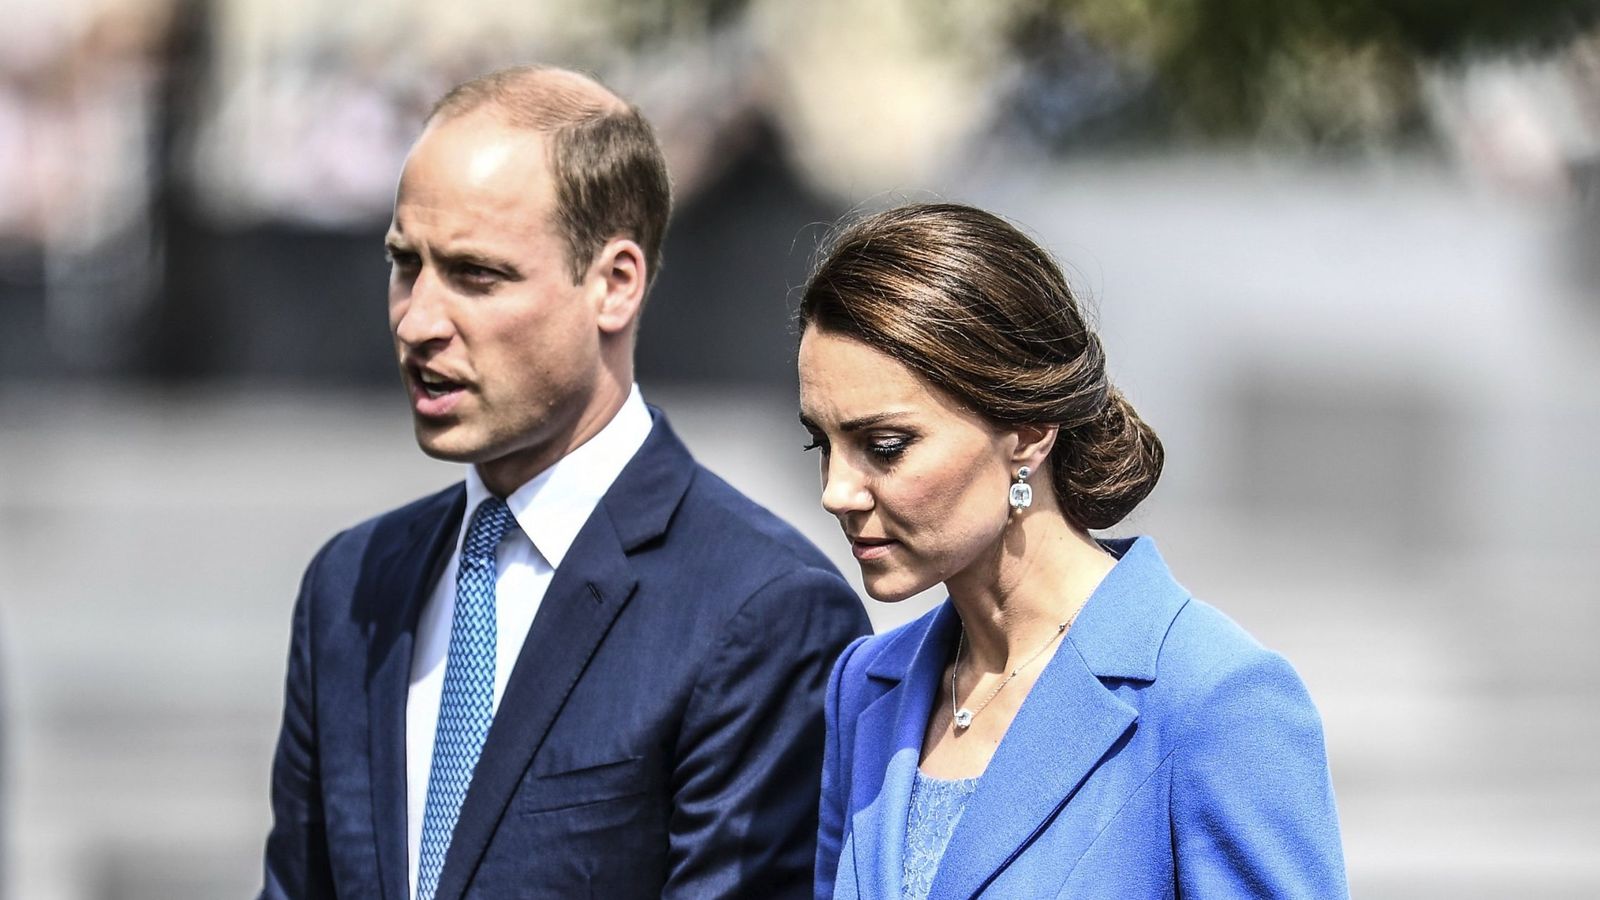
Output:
(945, 512), (1117, 674)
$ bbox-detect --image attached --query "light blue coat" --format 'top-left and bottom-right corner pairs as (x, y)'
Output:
(816, 537), (1348, 899)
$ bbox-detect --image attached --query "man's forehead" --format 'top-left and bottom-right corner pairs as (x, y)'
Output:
(409, 112), (549, 175)
(458, 139), (519, 185)
(396, 121), (553, 208)
(387, 197), (541, 247)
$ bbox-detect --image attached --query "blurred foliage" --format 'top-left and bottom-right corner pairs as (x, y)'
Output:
(576, 0), (752, 50)
(1009, 0), (1600, 144)
(586, 0), (1599, 147)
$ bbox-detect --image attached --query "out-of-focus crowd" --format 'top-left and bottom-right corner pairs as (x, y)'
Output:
(5, 0), (1598, 301)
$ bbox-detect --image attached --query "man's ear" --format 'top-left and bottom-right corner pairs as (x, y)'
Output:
(592, 237), (647, 335)
(1011, 423), (1059, 473)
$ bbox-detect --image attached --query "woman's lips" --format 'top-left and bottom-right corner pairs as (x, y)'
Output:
(850, 538), (897, 561)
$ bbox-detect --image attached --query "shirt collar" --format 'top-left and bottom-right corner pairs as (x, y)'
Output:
(459, 384), (653, 569)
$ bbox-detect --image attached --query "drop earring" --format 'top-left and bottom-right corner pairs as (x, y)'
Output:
(1009, 466), (1033, 511)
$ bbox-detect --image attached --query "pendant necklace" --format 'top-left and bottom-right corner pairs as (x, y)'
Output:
(951, 601), (1085, 731)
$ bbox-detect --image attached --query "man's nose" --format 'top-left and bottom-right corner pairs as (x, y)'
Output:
(393, 269), (454, 348)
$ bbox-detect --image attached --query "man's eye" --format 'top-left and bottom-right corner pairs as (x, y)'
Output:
(387, 250), (420, 269)
(446, 265), (506, 295)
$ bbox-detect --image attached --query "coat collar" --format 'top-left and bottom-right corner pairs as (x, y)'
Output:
(848, 536), (1192, 899)
(862, 537), (1188, 683)
(1064, 536), (1191, 682)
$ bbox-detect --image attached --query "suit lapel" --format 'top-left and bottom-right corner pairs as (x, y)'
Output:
(364, 486), (467, 900)
(850, 604), (960, 899)
(431, 508), (638, 900)
(430, 411), (695, 900)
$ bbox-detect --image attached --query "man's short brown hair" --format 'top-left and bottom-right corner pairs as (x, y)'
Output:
(429, 66), (673, 292)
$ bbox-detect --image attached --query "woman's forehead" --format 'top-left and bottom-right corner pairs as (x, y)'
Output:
(799, 329), (983, 429)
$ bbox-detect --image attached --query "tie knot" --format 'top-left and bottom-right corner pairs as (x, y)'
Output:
(463, 497), (513, 562)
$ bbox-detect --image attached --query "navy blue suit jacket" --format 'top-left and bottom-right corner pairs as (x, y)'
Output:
(261, 412), (871, 899)
(818, 538), (1347, 899)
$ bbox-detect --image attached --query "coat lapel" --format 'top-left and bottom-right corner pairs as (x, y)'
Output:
(849, 604), (961, 898)
(925, 536), (1188, 899)
(364, 485), (467, 900)
(927, 645), (1138, 900)
(430, 411), (695, 900)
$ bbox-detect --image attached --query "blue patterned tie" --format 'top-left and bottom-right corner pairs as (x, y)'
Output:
(417, 497), (514, 900)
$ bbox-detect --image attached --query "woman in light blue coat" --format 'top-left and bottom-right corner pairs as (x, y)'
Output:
(797, 203), (1347, 899)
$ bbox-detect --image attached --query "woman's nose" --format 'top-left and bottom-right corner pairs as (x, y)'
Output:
(820, 456), (872, 517)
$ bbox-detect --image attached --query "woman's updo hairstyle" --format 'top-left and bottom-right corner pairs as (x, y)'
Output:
(798, 202), (1163, 531)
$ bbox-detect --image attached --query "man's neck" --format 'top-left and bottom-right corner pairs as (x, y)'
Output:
(475, 379), (635, 498)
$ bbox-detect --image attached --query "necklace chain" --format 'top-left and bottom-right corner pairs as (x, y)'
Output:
(951, 602), (1084, 731)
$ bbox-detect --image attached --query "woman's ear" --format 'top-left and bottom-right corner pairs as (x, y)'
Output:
(1011, 424), (1059, 474)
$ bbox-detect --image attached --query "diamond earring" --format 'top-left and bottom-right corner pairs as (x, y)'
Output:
(1009, 465), (1033, 511)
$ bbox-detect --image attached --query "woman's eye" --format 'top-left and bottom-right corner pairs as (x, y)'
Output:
(801, 437), (829, 455)
(868, 436), (910, 460)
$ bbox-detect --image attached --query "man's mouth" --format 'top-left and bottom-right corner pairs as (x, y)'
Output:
(407, 364), (470, 417)
(415, 367), (465, 398)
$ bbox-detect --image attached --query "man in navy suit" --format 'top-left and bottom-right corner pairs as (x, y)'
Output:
(259, 65), (870, 900)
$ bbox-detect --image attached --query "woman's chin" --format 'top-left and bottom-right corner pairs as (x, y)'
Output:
(860, 573), (934, 604)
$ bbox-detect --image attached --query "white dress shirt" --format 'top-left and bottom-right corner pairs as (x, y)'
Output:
(405, 385), (653, 899)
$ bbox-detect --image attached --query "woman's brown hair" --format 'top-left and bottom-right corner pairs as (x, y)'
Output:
(798, 202), (1163, 530)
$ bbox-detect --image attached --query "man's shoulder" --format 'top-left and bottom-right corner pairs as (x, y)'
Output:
(675, 462), (838, 575)
(608, 452), (864, 629)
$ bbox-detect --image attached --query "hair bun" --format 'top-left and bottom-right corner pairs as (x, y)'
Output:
(1052, 389), (1164, 530)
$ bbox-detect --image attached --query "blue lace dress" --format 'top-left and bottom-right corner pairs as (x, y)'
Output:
(902, 770), (981, 900)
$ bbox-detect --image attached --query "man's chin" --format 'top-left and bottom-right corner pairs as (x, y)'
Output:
(412, 424), (488, 464)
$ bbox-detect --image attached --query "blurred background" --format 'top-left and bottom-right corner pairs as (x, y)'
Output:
(3, 0), (1599, 896)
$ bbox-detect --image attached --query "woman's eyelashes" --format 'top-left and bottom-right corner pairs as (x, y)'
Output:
(801, 429), (915, 463)
(867, 435), (912, 461)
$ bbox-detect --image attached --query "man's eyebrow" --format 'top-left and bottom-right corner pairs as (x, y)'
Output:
(380, 240), (526, 279)
(440, 249), (523, 276)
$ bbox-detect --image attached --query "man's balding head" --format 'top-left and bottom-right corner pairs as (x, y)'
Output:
(429, 66), (626, 130)
(425, 65), (672, 292)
